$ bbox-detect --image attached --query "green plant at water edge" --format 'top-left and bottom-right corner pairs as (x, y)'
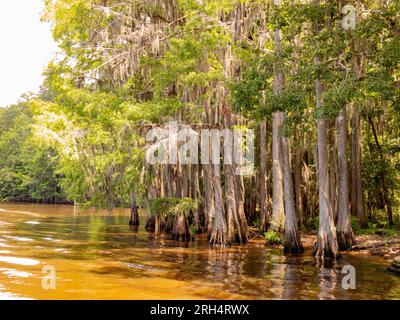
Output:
(351, 216), (400, 237)
(264, 231), (283, 246)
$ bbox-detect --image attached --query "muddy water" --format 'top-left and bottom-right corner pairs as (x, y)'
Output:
(0, 202), (399, 300)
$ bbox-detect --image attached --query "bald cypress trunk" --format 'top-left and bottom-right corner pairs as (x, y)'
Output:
(314, 57), (340, 259)
(209, 164), (228, 245)
(202, 106), (216, 239)
(294, 129), (304, 227)
(203, 162), (215, 238)
(224, 112), (248, 244)
(350, 42), (367, 227)
(259, 120), (269, 232)
(172, 213), (191, 241)
(129, 191), (139, 227)
(235, 170), (248, 243)
(225, 113), (240, 243)
(191, 163), (201, 233)
(312, 0), (339, 259)
(351, 108), (367, 227)
(271, 27), (285, 233)
(337, 107), (355, 250)
(329, 124), (338, 224)
(281, 117), (304, 253)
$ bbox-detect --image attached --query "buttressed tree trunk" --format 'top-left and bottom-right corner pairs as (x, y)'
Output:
(337, 107), (355, 250)
(210, 163), (228, 245)
(281, 115), (304, 253)
(312, 0), (339, 259)
(314, 56), (340, 259)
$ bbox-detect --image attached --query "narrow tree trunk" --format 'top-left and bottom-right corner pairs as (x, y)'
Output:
(350, 42), (367, 227)
(294, 129), (303, 227)
(203, 163), (215, 238)
(129, 191), (139, 227)
(337, 107), (355, 250)
(191, 163), (201, 233)
(270, 28), (286, 232)
(368, 116), (394, 226)
(329, 124), (338, 223)
(271, 113), (285, 232)
(351, 108), (367, 227)
(202, 109), (216, 238)
(235, 171), (248, 243)
(172, 213), (191, 241)
(181, 164), (190, 198)
(226, 161), (238, 243)
(259, 120), (269, 232)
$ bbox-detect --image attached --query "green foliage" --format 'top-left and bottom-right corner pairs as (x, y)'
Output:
(0, 103), (65, 202)
(1, 0), (399, 234)
(352, 216), (400, 237)
(264, 230), (283, 246)
(30, 85), (145, 208)
(149, 197), (198, 217)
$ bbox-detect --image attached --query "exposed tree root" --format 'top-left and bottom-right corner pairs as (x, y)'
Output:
(172, 214), (191, 241)
(337, 230), (355, 251)
(284, 230), (304, 254)
(314, 231), (341, 259)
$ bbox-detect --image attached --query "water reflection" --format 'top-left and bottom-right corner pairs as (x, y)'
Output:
(0, 203), (399, 300)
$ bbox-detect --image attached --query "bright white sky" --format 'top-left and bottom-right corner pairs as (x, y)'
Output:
(0, 0), (58, 107)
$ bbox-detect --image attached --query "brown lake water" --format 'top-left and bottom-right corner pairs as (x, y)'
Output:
(0, 202), (399, 300)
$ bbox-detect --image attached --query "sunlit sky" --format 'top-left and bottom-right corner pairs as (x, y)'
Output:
(0, 0), (58, 107)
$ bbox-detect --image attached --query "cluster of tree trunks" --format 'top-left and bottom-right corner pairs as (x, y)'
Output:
(121, 0), (382, 259)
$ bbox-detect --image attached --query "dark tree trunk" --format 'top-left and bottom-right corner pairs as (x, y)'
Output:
(368, 116), (394, 226)
(129, 191), (140, 227)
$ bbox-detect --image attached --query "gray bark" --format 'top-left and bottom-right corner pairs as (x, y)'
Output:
(337, 107), (355, 250)
(281, 118), (304, 253)
(314, 58), (340, 259)
(259, 120), (269, 232)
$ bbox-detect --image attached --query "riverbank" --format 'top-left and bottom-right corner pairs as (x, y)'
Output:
(303, 233), (400, 258)
(254, 230), (400, 259)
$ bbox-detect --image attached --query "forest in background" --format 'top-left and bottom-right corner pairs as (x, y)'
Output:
(0, 0), (399, 258)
